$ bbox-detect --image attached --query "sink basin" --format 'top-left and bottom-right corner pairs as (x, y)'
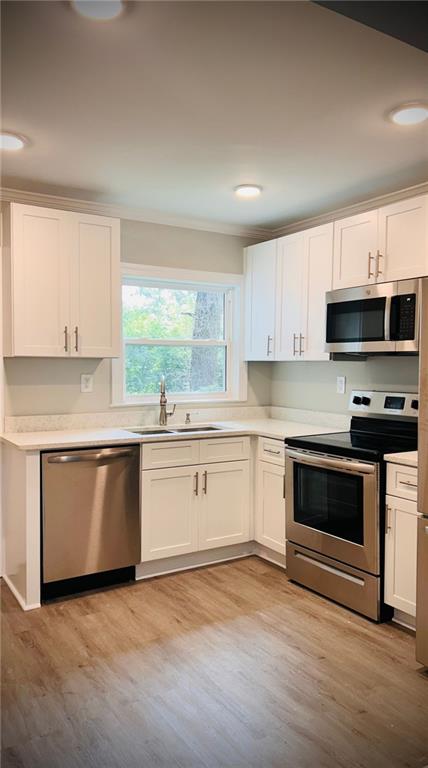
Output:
(129, 428), (175, 436)
(174, 426), (223, 432)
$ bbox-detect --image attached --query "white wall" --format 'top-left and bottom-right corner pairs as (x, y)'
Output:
(3, 217), (267, 417)
(271, 357), (419, 413)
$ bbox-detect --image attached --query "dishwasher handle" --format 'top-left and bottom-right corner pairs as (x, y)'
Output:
(47, 448), (136, 464)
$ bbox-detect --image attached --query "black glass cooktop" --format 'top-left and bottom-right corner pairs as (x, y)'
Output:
(286, 416), (417, 461)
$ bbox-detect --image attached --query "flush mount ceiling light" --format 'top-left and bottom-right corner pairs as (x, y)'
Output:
(388, 102), (428, 126)
(71, 0), (124, 21)
(234, 184), (262, 199)
(0, 132), (26, 151)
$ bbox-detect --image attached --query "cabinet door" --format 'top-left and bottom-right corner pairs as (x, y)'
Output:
(10, 203), (71, 356)
(378, 195), (428, 282)
(333, 210), (378, 289)
(301, 223), (333, 361)
(141, 466), (199, 561)
(244, 241), (277, 360)
(275, 232), (305, 360)
(384, 495), (420, 616)
(71, 213), (120, 357)
(198, 461), (250, 550)
(255, 460), (286, 554)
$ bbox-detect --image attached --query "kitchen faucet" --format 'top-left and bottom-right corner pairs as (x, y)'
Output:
(159, 376), (176, 426)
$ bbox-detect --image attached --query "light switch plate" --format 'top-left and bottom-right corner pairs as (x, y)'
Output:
(81, 374), (94, 393)
(336, 376), (346, 395)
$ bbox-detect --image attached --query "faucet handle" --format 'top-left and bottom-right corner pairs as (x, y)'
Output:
(167, 403), (176, 418)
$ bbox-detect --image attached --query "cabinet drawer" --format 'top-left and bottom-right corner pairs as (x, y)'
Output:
(387, 463), (418, 501)
(142, 440), (200, 470)
(258, 437), (285, 466)
(199, 436), (250, 464)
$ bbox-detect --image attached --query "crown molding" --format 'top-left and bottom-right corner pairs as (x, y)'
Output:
(270, 180), (428, 238)
(1, 180), (427, 243)
(0, 186), (271, 240)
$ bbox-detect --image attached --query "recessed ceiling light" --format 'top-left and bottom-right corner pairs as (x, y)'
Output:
(71, 1), (124, 21)
(234, 185), (262, 199)
(0, 132), (26, 151)
(389, 102), (428, 126)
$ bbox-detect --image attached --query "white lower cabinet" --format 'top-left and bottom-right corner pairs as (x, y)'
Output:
(198, 461), (250, 550)
(141, 459), (250, 561)
(255, 460), (286, 554)
(141, 466), (199, 561)
(384, 493), (420, 617)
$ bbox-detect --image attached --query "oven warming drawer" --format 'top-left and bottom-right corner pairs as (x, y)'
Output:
(286, 541), (382, 621)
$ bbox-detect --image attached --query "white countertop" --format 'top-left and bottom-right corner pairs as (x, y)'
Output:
(0, 419), (339, 452)
(385, 450), (418, 468)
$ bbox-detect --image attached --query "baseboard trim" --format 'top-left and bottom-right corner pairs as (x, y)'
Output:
(392, 609), (416, 632)
(2, 574), (41, 611)
(136, 541), (286, 581)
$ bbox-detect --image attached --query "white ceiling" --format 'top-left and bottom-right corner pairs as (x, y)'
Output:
(2, 0), (428, 232)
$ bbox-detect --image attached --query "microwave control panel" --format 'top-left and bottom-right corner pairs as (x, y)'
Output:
(349, 390), (419, 418)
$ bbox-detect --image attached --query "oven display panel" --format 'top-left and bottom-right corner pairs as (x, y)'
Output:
(384, 396), (405, 410)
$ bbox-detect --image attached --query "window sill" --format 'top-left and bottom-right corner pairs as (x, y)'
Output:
(110, 397), (248, 409)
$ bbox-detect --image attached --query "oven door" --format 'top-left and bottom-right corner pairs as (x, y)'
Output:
(286, 449), (379, 575)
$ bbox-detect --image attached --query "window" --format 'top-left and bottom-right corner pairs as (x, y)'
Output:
(112, 264), (246, 405)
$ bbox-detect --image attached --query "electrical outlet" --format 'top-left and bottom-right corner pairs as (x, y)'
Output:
(336, 376), (346, 395)
(81, 374), (94, 393)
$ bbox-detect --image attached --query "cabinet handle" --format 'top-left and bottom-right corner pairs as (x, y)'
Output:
(368, 251), (375, 278)
(64, 326), (69, 353)
(203, 470), (208, 495)
(283, 474), (286, 499)
(194, 472), (199, 496)
(74, 326), (79, 352)
(399, 479), (417, 488)
(266, 335), (273, 356)
(265, 448), (281, 456)
(376, 250), (383, 278)
(386, 505), (392, 533)
(299, 334), (305, 356)
(293, 333), (298, 356)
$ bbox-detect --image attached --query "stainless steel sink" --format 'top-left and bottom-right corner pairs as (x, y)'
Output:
(129, 428), (175, 436)
(173, 426), (223, 432)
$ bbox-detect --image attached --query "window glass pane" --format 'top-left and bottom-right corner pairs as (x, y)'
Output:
(123, 284), (225, 340)
(125, 344), (226, 396)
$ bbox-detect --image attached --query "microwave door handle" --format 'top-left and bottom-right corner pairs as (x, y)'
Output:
(384, 295), (392, 342)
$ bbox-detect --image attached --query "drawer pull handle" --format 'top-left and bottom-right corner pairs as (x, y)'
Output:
(399, 479), (417, 488)
(265, 448), (281, 456)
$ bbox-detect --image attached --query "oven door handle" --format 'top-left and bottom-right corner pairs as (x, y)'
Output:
(285, 449), (376, 475)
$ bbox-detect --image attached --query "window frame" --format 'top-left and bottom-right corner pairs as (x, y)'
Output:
(111, 263), (247, 406)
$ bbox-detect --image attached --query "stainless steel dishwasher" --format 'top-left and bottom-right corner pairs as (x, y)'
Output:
(42, 445), (140, 588)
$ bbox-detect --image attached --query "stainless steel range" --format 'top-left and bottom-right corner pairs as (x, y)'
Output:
(285, 391), (418, 621)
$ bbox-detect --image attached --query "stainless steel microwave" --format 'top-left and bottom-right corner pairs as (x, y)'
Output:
(325, 279), (420, 354)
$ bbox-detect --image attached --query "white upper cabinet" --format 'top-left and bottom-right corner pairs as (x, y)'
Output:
(71, 213), (120, 357)
(244, 240), (277, 361)
(333, 194), (428, 289)
(301, 223), (333, 361)
(275, 232), (305, 360)
(276, 223), (333, 361)
(333, 210), (378, 289)
(3, 203), (121, 358)
(378, 195), (428, 282)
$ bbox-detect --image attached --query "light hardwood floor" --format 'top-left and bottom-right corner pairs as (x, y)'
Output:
(2, 557), (428, 768)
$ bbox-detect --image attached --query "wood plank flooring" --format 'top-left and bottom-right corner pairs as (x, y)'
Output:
(2, 556), (428, 768)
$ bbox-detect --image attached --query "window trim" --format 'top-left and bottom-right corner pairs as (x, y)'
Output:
(111, 263), (247, 407)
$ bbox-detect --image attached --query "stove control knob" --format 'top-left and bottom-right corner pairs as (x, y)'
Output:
(361, 396), (371, 406)
(411, 399), (419, 410)
(352, 396), (362, 405)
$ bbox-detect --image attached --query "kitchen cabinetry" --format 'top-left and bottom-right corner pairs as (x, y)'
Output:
(244, 240), (277, 361)
(2, 203), (120, 357)
(276, 223), (333, 361)
(385, 462), (420, 618)
(255, 438), (286, 555)
(333, 194), (428, 289)
(141, 437), (250, 562)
